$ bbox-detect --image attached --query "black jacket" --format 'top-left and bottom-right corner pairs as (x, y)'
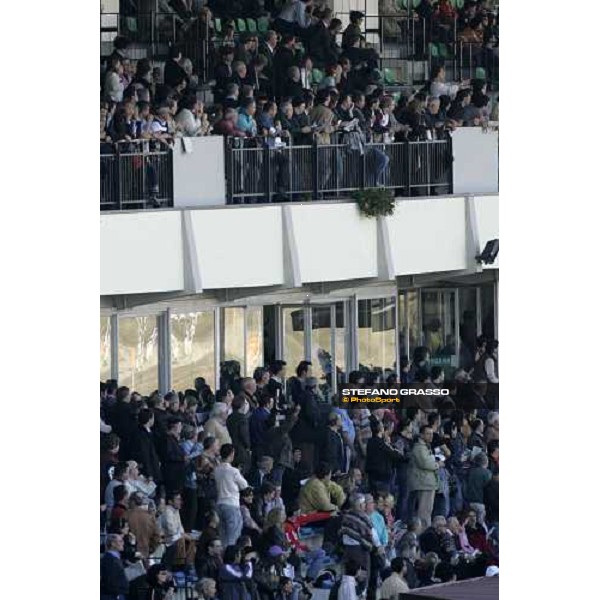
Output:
(365, 436), (403, 482)
(258, 42), (276, 78)
(321, 428), (345, 474)
(484, 477), (499, 522)
(100, 552), (129, 598)
(227, 411), (252, 474)
(163, 434), (186, 493)
(164, 58), (189, 89)
(109, 401), (137, 460)
(307, 22), (337, 67)
(273, 46), (298, 97)
(130, 426), (162, 482)
(291, 389), (320, 443)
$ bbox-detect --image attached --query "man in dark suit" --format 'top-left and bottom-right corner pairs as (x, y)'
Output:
(258, 30), (279, 80)
(306, 8), (335, 68)
(107, 386), (136, 460)
(320, 412), (345, 475)
(130, 409), (162, 483)
(273, 34), (299, 99)
(247, 455), (275, 489)
(100, 534), (129, 600)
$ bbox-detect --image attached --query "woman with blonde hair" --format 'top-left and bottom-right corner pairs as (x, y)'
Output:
(258, 508), (288, 557)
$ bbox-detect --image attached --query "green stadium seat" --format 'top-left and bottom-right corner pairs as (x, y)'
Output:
(438, 43), (449, 59)
(246, 18), (257, 33)
(475, 67), (487, 80)
(257, 16), (269, 33)
(311, 68), (324, 85)
(455, 0), (465, 8)
(429, 43), (439, 58)
(214, 18), (222, 34)
(384, 68), (398, 85)
(237, 19), (247, 33)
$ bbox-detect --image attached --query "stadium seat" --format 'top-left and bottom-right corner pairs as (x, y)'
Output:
(214, 18), (222, 34)
(438, 43), (449, 59)
(475, 67), (487, 80)
(257, 16), (269, 33)
(384, 68), (398, 85)
(311, 68), (324, 85)
(246, 18), (257, 33)
(429, 43), (439, 58)
(237, 18), (247, 33)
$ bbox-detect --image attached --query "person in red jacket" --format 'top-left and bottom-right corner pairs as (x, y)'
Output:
(213, 108), (247, 138)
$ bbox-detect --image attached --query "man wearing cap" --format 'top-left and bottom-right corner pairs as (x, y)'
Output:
(342, 11), (364, 50)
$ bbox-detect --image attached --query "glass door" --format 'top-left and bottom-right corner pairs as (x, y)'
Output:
(420, 289), (459, 369)
(310, 303), (345, 400)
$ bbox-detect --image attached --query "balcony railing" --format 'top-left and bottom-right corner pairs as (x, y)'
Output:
(225, 136), (453, 204)
(100, 140), (174, 210)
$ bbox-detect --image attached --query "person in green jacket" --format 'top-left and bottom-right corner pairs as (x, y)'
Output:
(298, 462), (346, 514)
(407, 426), (440, 527)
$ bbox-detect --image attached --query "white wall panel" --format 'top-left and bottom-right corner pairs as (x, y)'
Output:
(452, 129), (499, 194)
(188, 207), (285, 289)
(289, 203), (379, 283)
(173, 137), (226, 207)
(387, 197), (468, 275)
(100, 211), (185, 295)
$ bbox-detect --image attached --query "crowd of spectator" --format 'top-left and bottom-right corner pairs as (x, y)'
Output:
(101, 2), (499, 149)
(100, 337), (499, 599)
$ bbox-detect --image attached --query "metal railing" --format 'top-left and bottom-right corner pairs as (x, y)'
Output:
(100, 140), (174, 210)
(224, 135), (452, 204)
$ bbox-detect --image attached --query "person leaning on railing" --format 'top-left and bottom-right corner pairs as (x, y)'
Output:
(175, 94), (211, 136)
(309, 89), (336, 145)
(237, 98), (259, 138)
(213, 107), (247, 138)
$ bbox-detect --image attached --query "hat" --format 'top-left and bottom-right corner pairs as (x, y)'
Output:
(486, 566), (499, 577)
(268, 545), (285, 558)
(350, 11), (365, 20)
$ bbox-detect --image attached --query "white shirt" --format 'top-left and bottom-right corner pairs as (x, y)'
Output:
(104, 71), (124, 103)
(160, 505), (184, 545)
(430, 80), (459, 100)
(175, 108), (204, 137)
(485, 357), (499, 383)
(214, 462), (248, 507)
(338, 575), (358, 600)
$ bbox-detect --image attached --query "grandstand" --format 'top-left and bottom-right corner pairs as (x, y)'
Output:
(100, 2), (499, 599)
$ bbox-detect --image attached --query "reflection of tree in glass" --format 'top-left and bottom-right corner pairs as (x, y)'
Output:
(100, 317), (111, 372)
(119, 317), (158, 391)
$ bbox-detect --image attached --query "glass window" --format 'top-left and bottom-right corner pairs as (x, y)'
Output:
(246, 307), (264, 377)
(334, 302), (346, 389)
(481, 284), (496, 341)
(421, 290), (458, 368)
(283, 307), (306, 373)
(311, 305), (334, 400)
(459, 288), (478, 368)
(398, 291), (420, 360)
(222, 307), (245, 375)
(171, 311), (216, 391)
(118, 316), (159, 394)
(358, 298), (396, 376)
(100, 316), (111, 382)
